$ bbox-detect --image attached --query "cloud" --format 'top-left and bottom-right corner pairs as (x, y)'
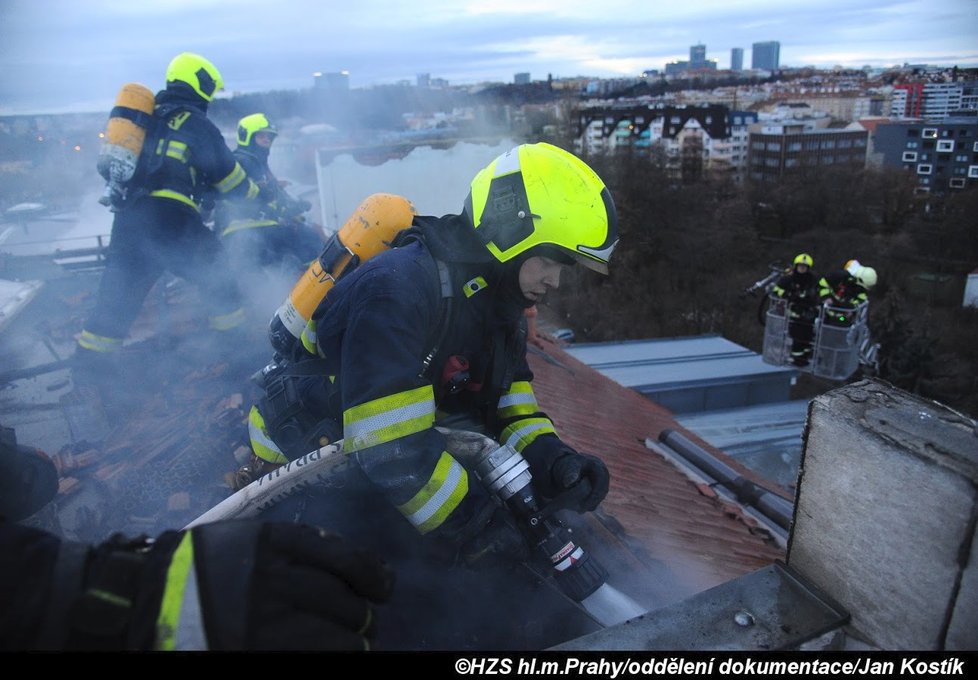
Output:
(1, 0), (976, 114)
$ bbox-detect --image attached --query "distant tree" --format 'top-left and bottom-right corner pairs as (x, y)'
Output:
(544, 149), (978, 417)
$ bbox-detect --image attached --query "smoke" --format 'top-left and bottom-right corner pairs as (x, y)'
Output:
(2, 133), (627, 650)
(68, 190), (115, 242)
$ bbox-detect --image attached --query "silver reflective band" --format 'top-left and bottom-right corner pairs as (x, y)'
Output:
(578, 239), (618, 262)
(404, 459), (465, 528)
(249, 415), (283, 457)
(345, 398), (435, 442)
(498, 392), (536, 409)
(503, 420), (552, 449)
(173, 560), (208, 650)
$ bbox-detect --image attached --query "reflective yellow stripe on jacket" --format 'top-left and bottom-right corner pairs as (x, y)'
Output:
(164, 140), (188, 162)
(149, 189), (199, 212)
(344, 385), (467, 534)
(208, 308), (246, 331)
(498, 380), (556, 451)
(221, 219), (280, 237)
(215, 163), (247, 194)
(500, 417), (556, 453)
(343, 385), (436, 453)
(300, 319), (320, 357)
(396, 451), (469, 534)
(77, 329), (123, 353)
(248, 405), (289, 465)
(496, 380), (541, 420)
(155, 533), (207, 651)
(215, 162), (260, 199)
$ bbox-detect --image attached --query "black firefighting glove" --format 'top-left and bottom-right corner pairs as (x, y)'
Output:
(290, 198), (313, 214)
(31, 520), (393, 651)
(257, 183), (278, 204)
(521, 436), (610, 513)
(183, 520), (395, 650)
(272, 197), (311, 221)
(457, 506), (530, 567)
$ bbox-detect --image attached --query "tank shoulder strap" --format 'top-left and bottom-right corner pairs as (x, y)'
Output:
(418, 256), (456, 379)
(122, 103), (189, 200)
(286, 249), (453, 382)
(483, 312), (528, 433)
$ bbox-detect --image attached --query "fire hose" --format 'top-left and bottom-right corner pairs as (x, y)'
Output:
(185, 428), (645, 627)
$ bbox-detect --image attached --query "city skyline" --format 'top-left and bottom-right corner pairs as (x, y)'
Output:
(1, 0), (976, 115)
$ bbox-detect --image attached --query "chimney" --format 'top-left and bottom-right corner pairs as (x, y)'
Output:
(787, 378), (978, 650)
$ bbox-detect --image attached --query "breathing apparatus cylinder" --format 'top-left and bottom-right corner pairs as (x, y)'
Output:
(471, 442), (608, 602)
(268, 193), (417, 357)
(97, 83), (156, 208)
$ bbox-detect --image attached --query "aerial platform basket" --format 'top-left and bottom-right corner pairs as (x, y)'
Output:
(762, 297), (873, 381)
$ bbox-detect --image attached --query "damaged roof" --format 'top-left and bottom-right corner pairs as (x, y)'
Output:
(2, 254), (786, 648)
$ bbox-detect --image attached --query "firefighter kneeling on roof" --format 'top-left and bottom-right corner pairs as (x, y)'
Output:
(246, 143), (617, 564)
(214, 113), (324, 276)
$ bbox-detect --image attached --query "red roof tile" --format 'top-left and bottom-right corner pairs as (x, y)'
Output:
(528, 341), (785, 603)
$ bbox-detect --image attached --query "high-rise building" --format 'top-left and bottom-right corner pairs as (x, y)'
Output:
(731, 48), (744, 72)
(752, 41), (781, 71)
(313, 71), (350, 92)
(514, 72), (531, 85)
(417, 73), (431, 88)
(891, 83), (924, 118)
(922, 83), (964, 118)
(690, 44), (707, 68)
(665, 61), (690, 76)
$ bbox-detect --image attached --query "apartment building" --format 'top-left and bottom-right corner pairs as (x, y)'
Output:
(746, 123), (869, 182)
(892, 81), (978, 119)
(574, 104), (734, 182)
(710, 111), (759, 183)
(874, 116), (978, 194)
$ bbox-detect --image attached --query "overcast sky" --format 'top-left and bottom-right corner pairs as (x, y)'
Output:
(1, 0), (976, 115)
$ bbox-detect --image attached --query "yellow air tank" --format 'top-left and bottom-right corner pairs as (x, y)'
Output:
(268, 193), (417, 356)
(97, 83), (155, 208)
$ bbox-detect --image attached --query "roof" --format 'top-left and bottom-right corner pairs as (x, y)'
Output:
(527, 340), (786, 607)
(0, 278), (43, 333)
(677, 400), (809, 490)
(855, 117), (889, 133)
(1, 258), (785, 646)
(566, 334), (792, 387)
(564, 334), (796, 414)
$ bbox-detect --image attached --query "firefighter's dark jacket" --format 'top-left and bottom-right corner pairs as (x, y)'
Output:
(773, 269), (818, 306)
(819, 269), (868, 307)
(219, 144), (299, 229)
(260, 214), (567, 544)
(134, 84), (263, 213)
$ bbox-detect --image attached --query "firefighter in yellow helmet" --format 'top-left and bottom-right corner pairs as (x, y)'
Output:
(247, 143), (618, 565)
(819, 260), (876, 326)
(772, 253), (819, 366)
(75, 53), (270, 394)
(214, 113), (323, 275)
